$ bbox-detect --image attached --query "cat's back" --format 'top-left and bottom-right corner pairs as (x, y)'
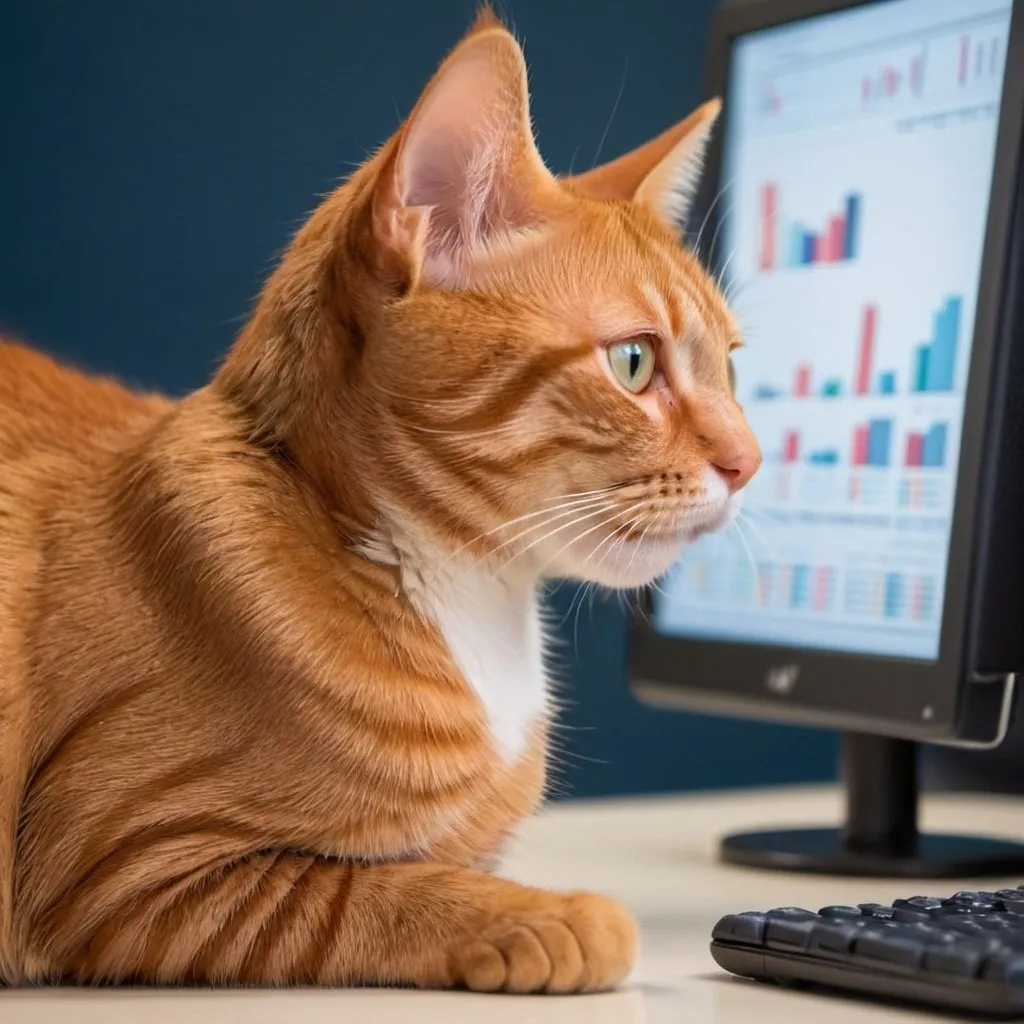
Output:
(0, 339), (170, 466)
(0, 339), (171, 617)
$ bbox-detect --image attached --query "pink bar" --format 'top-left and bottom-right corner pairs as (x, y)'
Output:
(852, 426), (869, 466)
(813, 568), (831, 611)
(905, 433), (924, 467)
(793, 365), (811, 397)
(855, 305), (877, 395)
(827, 216), (845, 261)
(760, 183), (777, 272)
(912, 578), (924, 620)
(783, 430), (800, 463)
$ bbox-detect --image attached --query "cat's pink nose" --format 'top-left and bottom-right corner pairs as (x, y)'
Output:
(711, 452), (760, 492)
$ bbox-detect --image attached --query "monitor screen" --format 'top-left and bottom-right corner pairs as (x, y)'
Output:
(652, 0), (1014, 661)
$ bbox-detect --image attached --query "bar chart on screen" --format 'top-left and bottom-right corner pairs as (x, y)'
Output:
(758, 184), (862, 272)
(750, 7), (1009, 136)
(667, 548), (942, 627)
(750, 294), (964, 403)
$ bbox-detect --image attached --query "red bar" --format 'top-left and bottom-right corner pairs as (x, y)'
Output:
(959, 35), (970, 84)
(793, 365), (811, 397)
(905, 433), (924, 467)
(783, 430), (800, 463)
(760, 183), (777, 271)
(855, 305), (877, 395)
(813, 232), (826, 262)
(828, 216), (845, 262)
(852, 425), (869, 466)
(813, 567), (831, 611)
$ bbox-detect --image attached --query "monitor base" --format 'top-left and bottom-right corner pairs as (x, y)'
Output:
(720, 827), (1024, 878)
(718, 732), (1024, 878)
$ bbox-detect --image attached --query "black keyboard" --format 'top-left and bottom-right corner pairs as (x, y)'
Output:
(711, 888), (1024, 1018)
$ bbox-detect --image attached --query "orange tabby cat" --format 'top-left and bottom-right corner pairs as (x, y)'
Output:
(0, 10), (759, 991)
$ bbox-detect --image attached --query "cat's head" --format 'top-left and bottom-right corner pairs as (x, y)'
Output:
(226, 10), (760, 589)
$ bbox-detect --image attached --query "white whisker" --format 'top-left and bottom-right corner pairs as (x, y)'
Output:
(530, 500), (651, 580)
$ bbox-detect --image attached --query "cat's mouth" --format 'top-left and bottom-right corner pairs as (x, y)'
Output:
(621, 524), (691, 544)
(619, 505), (729, 545)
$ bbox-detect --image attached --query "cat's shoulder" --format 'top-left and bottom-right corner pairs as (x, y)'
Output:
(0, 338), (171, 456)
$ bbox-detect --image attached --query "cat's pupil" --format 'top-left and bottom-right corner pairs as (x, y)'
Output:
(628, 346), (641, 379)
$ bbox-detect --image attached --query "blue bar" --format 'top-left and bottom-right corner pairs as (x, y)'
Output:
(884, 572), (903, 618)
(924, 297), (961, 392)
(878, 371), (896, 394)
(922, 423), (948, 467)
(843, 194), (861, 260)
(866, 419), (892, 467)
(791, 564), (810, 608)
(821, 378), (843, 397)
(913, 344), (930, 392)
(754, 384), (781, 400)
(789, 226), (804, 267)
(802, 231), (816, 264)
(808, 450), (840, 465)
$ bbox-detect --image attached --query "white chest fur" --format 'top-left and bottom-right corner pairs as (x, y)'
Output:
(412, 561), (549, 762)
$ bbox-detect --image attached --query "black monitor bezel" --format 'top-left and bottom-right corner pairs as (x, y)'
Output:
(630, 0), (1024, 740)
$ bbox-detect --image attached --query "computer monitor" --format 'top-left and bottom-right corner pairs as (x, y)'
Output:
(630, 0), (1024, 876)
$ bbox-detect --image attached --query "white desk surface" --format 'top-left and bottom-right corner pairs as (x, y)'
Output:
(7, 784), (1024, 1023)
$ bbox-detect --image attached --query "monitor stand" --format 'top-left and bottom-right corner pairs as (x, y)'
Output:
(719, 732), (1024, 878)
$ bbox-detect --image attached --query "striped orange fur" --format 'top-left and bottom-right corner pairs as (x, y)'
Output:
(0, 10), (759, 991)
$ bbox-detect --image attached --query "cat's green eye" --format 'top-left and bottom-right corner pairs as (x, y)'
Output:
(608, 338), (656, 394)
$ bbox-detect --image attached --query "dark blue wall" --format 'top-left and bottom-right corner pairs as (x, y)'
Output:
(0, 0), (839, 798)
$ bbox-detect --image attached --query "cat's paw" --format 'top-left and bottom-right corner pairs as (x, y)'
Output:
(451, 890), (637, 994)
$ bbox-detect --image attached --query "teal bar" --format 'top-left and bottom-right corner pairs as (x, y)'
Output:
(923, 297), (961, 392)
(913, 345), (930, 392)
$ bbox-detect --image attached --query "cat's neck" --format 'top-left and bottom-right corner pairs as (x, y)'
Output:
(366, 518), (550, 763)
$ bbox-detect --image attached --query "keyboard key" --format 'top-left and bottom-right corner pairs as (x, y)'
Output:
(858, 903), (895, 920)
(944, 892), (1002, 912)
(854, 926), (926, 968)
(766, 914), (820, 950)
(712, 913), (767, 946)
(819, 905), (863, 919)
(895, 896), (944, 911)
(809, 920), (865, 955)
(923, 938), (991, 977)
(995, 891), (1024, 915)
(892, 906), (933, 923)
(983, 948), (1024, 983)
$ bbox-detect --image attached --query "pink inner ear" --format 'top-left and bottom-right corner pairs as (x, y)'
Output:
(400, 49), (515, 260)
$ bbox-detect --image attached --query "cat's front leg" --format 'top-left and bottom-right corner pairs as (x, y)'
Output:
(35, 855), (637, 992)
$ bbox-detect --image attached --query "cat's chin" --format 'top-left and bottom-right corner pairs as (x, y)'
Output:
(582, 532), (692, 589)
(557, 488), (745, 590)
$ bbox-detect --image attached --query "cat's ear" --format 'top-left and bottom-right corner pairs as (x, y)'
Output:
(566, 99), (721, 233)
(370, 10), (557, 287)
